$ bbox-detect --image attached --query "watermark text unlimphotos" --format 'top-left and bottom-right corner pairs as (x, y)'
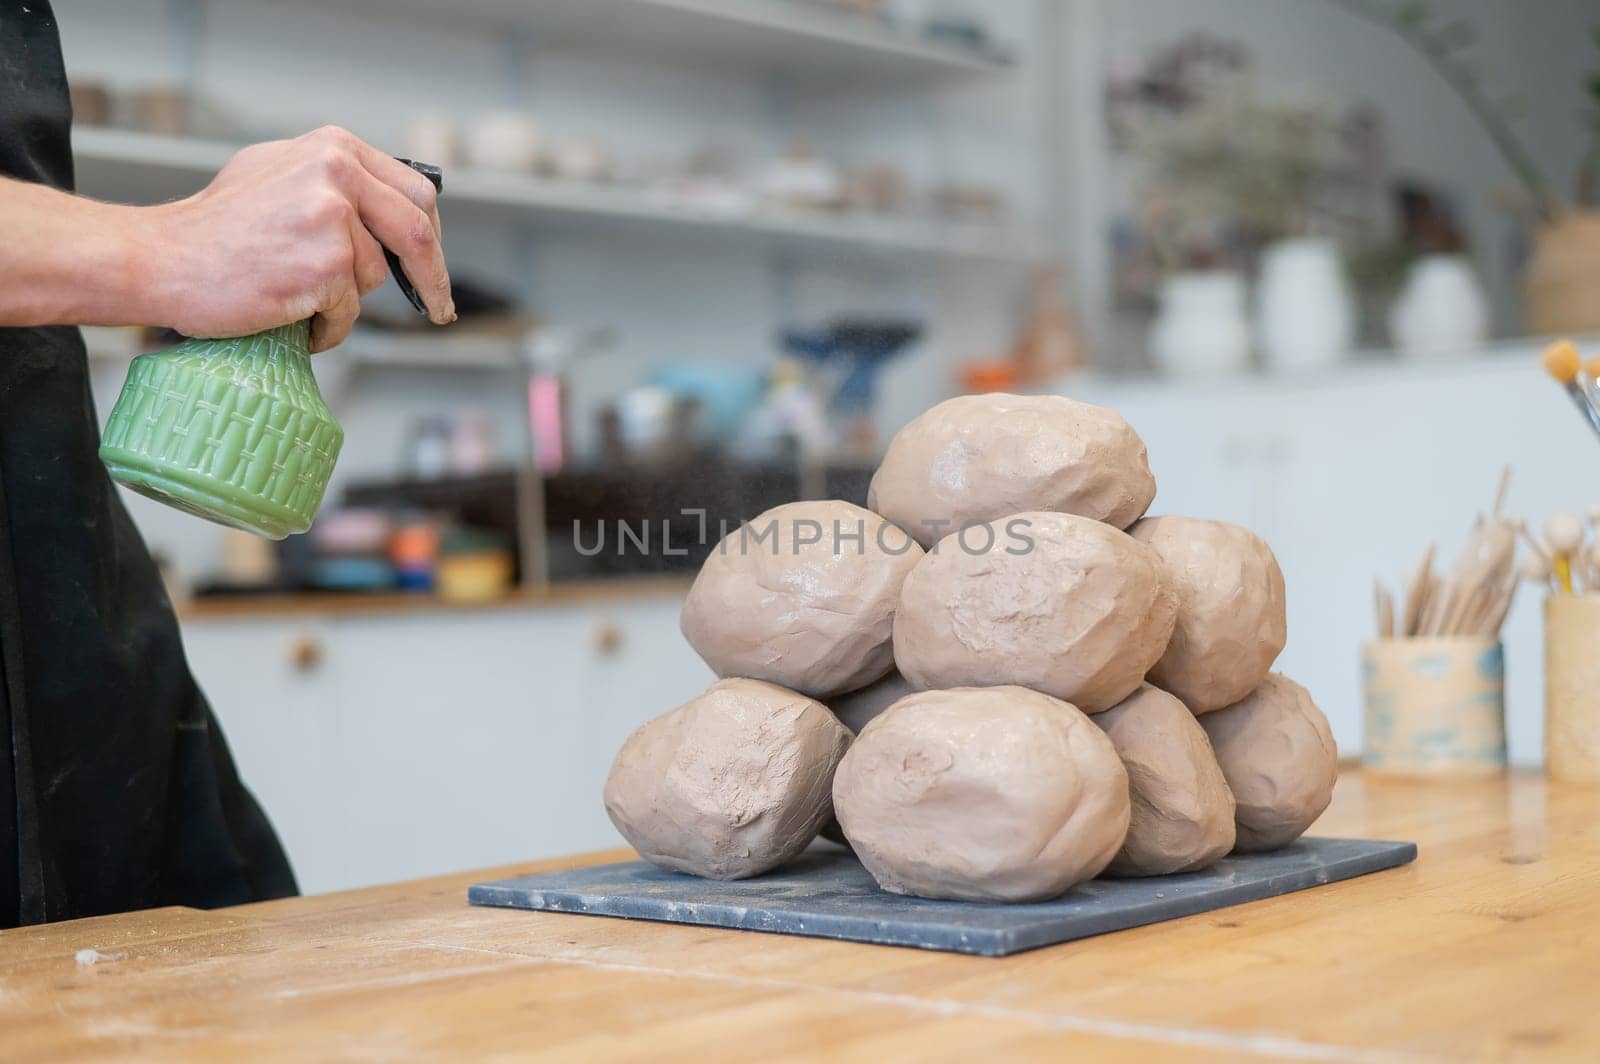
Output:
(572, 509), (1036, 557)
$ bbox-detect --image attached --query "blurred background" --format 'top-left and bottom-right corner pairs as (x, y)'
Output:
(57, 0), (1600, 891)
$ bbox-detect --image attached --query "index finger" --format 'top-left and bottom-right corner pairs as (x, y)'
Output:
(352, 174), (455, 324)
(346, 135), (444, 239)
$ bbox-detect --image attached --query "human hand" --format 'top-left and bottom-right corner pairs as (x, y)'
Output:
(142, 125), (454, 352)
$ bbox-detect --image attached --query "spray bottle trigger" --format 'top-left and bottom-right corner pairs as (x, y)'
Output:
(386, 158), (445, 315)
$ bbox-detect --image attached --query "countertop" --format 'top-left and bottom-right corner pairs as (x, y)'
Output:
(4, 770), (1596, 1061)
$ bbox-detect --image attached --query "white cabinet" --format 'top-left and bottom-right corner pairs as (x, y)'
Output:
(182, 619), (344, 894)
(181, 591), (708, 894)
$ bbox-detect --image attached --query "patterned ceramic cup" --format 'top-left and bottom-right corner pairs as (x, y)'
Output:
(1362, 636), (1506, 776)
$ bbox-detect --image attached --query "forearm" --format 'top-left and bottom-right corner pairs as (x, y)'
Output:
(2, 127), (452, 350)
(0, 176), (179, 330)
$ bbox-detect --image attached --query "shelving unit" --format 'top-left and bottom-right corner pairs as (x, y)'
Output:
(72, 128), (1039, 264)
(310, 0), (1014, 83)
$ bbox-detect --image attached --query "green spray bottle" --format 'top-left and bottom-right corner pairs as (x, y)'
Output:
(99, 160), (443, 540)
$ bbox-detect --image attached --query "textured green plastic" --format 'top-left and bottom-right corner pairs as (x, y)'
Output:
(99, 321), (343, 540)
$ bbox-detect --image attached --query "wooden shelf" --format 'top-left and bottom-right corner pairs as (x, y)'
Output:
(72, 129), (1038, 264)
(313, 0), (1015, 83)
(179, 576), (693, 621)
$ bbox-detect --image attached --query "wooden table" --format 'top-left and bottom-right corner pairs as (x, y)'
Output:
(3, 770), (1596, 1061)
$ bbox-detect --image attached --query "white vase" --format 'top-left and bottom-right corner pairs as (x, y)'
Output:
(1255, 238), (1354, 373)
(1389, 254), (1489, 358)
(463, 111), (542, 173)
(1149, 271), (1251, 377)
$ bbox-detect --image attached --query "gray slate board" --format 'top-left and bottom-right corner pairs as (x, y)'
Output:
(468, 836), (1415, 956)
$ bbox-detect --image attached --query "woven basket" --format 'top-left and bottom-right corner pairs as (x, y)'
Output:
(99, 321), (344, 539)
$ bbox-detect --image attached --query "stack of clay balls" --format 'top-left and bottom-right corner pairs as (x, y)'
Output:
(604, 393), (1339, 903)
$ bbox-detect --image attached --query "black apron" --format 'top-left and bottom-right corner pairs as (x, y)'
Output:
(0, 1), (296, 927)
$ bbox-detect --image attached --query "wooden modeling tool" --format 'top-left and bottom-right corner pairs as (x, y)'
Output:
(1541, 340), (1600, 446)
(1378, 471), (1523, 639)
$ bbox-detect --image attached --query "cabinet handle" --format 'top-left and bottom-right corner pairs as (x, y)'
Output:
(593, 623), (623, 656)
(290, 635), (325, 673)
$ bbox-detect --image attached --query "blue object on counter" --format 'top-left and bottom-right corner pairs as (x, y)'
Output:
(782, 320), (921, 414)
(311, 556), (395, 591)
(393, 565), (435, 592)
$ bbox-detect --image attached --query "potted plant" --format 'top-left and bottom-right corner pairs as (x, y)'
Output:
(1329, 2), (1600, 336)
(1109, 34), (1388, 374)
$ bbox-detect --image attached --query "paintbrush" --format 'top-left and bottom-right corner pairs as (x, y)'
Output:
(1545, 511), (1585, 595)
(1585, 356), (1600, 417)
(1541, 340), (1600, 446)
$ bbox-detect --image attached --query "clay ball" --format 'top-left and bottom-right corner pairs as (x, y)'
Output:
(1095, 684), (1235, 876)
(868, 393), (1155, 546)
(893, 512), (1176, 712)
(603, 678), (852, 879)
(1130, 515), (1287, 714)
(680, 499), (924, 698)
(1201, 673), (1338, 853)
(833, 686), (1130, 902)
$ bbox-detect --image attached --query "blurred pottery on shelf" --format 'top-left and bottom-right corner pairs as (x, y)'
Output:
(448, 410), (499, 475)
(549, 135), (611, 182)
(405, 111), (458, 169)
(1255, 238), (1353, 374)
(124, 85), (191, 135)
(464, 112), (542, 173)
(438, 529), (514, 603)
(598, 387), (706, 467)
(1013, 268), (1084, 381)
(763, 146), (845, 210)
(1525, 212), (1600, 337)
(1149, 270), (1250, 377)
(68, 81), (112, 127)
(959, 359), (1021, 394)
(220, 528), (278, 586)
(1389, 254), (1489, 358)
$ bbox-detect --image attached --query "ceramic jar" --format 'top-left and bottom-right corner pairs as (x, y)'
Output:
(1255, 238), (1353, 374)
(1149, 270), (1251, 377)
(464, 112), (541, 173)
(1390, 254), (1489, 358)
(1525, 212), (1600, 336)
(1362, 636), (1506, 776)
(1544, 594), (1600, 783)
